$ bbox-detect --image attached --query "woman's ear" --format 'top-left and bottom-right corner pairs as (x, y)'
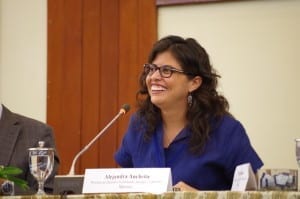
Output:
(189, 76), (202, 92)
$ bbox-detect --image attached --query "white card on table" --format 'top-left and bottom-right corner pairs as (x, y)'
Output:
(231, 162), (257, 191)
(82, 168), (172, 194)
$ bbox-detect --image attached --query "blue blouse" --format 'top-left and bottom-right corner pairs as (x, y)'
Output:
(114, 114), (263, 190)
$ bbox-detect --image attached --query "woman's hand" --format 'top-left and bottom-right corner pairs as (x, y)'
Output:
(173, 181), (199, 191)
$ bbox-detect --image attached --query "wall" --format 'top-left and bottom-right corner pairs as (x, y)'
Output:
(158, 0), (300, 169)
(0, 0), (47, 121)
(46, 0), (157, 174)
(0, 0), (299, 169)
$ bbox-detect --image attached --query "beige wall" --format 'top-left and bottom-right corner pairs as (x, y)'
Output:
(158, 0), (300, 169)
(0, 0), (47, 121)
(0, 0), (299, 169)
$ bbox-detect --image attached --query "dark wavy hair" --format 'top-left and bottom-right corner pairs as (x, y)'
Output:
(136, 35), (231, 154)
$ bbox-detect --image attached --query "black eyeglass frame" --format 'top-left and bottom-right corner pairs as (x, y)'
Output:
(143, 63), (195, 78)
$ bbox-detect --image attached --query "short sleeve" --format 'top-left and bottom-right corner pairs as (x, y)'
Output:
(221, 118), (263, 178)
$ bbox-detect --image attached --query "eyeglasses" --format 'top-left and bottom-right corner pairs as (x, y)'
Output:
(144, 63), (192, 78)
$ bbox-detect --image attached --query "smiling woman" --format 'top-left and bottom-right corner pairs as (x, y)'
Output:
(115, 35), (263, 191)
(2, 0), (299, 184)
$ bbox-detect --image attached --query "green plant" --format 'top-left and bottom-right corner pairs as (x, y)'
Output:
(0, 165), (29, 190)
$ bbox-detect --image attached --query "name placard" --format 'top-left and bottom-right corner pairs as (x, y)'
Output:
(231, 163), (257, 191)
(82, 168), (172, 194)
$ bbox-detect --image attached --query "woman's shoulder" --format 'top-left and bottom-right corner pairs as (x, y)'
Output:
(208, 115), (251, 152)
(212, 114), (246, 137)
(125, 113), (147, 137)
(218, 114), (243, 128)
(129, 112), (146, 125)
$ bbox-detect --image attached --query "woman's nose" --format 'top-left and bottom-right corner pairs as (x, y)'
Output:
(150, 68), (162, 79)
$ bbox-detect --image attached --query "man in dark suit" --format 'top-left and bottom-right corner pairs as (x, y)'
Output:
(0, 104), (60, 195)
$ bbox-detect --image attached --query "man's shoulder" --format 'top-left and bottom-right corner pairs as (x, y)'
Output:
(2, 105), (51, 130)
(14, 112), (50, 128)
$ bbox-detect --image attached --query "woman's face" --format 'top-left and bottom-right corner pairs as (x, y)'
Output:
(146, 51), (200, 110)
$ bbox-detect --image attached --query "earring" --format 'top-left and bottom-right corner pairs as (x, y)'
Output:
(187, 92), (193, 107)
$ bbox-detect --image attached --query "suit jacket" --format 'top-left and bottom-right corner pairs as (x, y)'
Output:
(0, 105), (60, 195)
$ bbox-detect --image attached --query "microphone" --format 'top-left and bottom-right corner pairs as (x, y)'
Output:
(68, 104), (130, 176)
(53, 104), (130, 195)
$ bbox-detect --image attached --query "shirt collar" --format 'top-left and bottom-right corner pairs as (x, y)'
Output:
(157, 121), (190, 143)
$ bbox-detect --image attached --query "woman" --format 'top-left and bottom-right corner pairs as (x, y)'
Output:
(115, 35), (263, 191)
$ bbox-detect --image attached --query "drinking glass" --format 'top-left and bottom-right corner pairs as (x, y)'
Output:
(28, 141), (54, 195)
(296, 139), (300, 168)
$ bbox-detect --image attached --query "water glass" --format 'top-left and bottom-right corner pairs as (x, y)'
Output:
(28, 141), (54, 195)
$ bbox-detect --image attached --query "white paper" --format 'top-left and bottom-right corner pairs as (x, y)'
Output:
(82, 168), (172, 194)
(231, 163), (257, 191)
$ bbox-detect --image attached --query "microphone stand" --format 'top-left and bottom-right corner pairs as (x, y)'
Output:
(68, 106), (129, 176)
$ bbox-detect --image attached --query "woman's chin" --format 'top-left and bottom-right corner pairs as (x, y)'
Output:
(150, 98), (165, 108)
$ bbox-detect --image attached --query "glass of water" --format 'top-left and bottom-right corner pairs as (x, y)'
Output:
(296, 139), (300, 168)
(28, 141), (54, 195)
